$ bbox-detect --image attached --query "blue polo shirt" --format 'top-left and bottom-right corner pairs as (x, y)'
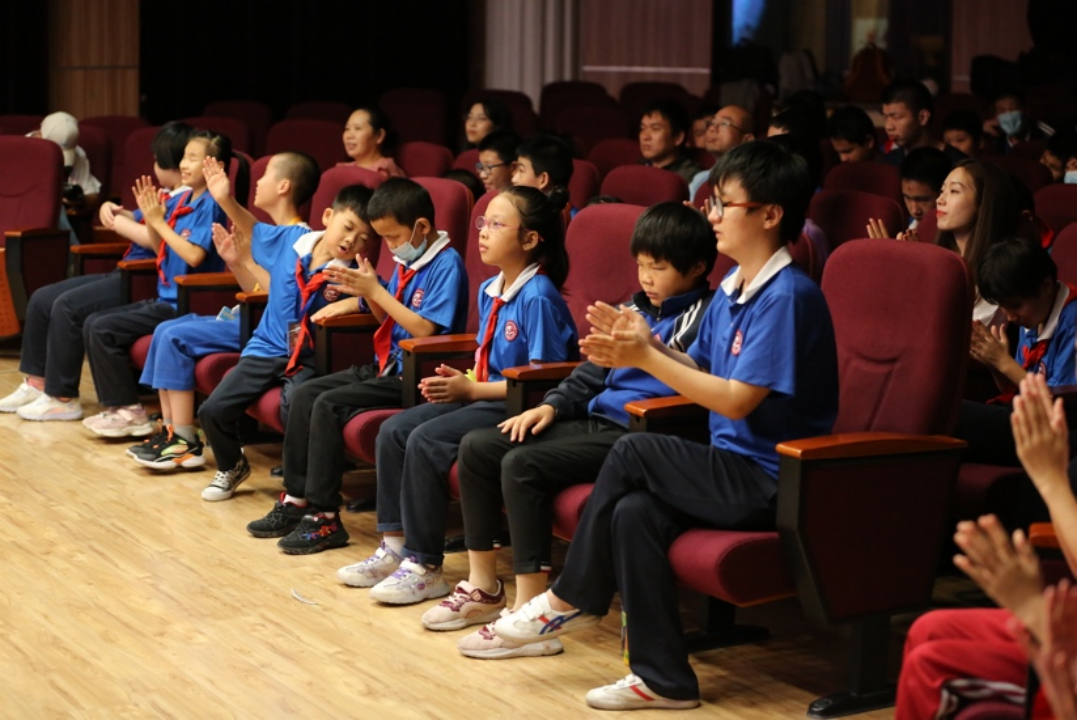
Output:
(377, 232), (468, 374)
(475, 267), (577, 380)
(157, 190), (226, 307)
(1015, 283), (1077, 388)
(688, 248), (838, 479)
(242, 224), (351, 359)
(589, 287), (713, 426)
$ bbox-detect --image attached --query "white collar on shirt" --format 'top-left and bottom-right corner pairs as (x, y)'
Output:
(167, 185), (192, 198)
(720, 246), (793, 305)
(292, 229), (349, 269)
(1032, 282), (1071, 342)
(485, 263), (540, 304)
(395, 231), (451, 272)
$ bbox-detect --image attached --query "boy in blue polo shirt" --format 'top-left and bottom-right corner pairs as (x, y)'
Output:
(493, 141), (839, 710)
(125, 151), (322, 470)
(246, 178), (469, 553)
(957, 236), (1077, 468)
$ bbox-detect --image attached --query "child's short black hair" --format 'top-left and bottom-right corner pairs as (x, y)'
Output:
(977, 236), (1057, 304)
(366, 177), (436, 228)
(826, 105), (876, 145)
(517, 134), (574, 188)
(441, 168), (485, 202)
(712, 140), (812, 243)
(942, 110), (984, 145)
(882, 80), (934, 116)
(584, 194), (622, 207)
(471, 97), (513, 133)
(638, 98), (690, 140)
(152, 121), (194, 170)
(900, 147), (952, 191)
(1047, 130), (1077, 164)
(478, 129), (522, 163)
(330, 184), (375, 223)
(630, 201), (717, 278)
(766, 133), (823, 190)
(274, 151), (320, 208)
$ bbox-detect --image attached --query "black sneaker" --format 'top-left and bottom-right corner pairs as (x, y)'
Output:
(246, 493), (309, 538)
(277, 512), (350, 555)
(127, 420), (167, 459)
(133, 427), (206, 470)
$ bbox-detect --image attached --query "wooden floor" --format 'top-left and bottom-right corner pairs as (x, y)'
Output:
(1, 351), (985, 719)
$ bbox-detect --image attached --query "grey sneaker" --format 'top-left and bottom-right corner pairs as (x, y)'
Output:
(200, 456), (251, 501)
(369, 559), (450, 605)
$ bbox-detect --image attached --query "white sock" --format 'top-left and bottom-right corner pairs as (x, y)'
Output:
(383, 536), (405, 555)
(284, 494), (307, 507)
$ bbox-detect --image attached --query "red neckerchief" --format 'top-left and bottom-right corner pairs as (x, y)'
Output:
(474, 297), (507, 382)
(283, 257), (330, 377)
(155, 190), (195, 287)
(1037, 215), (1056, 250)
(373, 262), (421, 375)
(992, 283), (1077, 404)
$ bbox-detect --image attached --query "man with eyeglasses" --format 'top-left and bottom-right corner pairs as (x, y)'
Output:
(688, 105), (756, 200)
(476, 129), (521, 196)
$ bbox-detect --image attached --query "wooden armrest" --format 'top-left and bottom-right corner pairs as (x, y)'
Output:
(174, 272), (237, 287)
(777, 432), (967, 461)
(625, 395), (707, 419)
(118, 258), (156, 271)
(1030, 522), (1060, 550)
(502, 361), (582, 381)
(314, 313), (380, 328)
(400, 333), (477, 354)
(71, 242), (129, 255)
(5, 227), (67, 239)
(236, 291), (269, 304)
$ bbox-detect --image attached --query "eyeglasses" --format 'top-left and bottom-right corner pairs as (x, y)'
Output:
(475, 216), (519, 232)
(475, 162), (508, 176)
(707, 117), (747, 133)
(704, 197), (765, 218)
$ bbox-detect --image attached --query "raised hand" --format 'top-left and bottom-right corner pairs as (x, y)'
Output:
(1010, 581), (1077, 720)
(579, 308), (653, 369)
(1013, 373), (1071, 500)
(954, 514), (1043, 631)
(325, 257), (380, 297)
(211, 223), (243, 265)
(969, 320), (1008, 368)
(202, 156), (230, 202)
(498, 404), (557, 442)
(133, 176), (165, 226)
(419, 364), (473, 404)
(98, 201), (122, 229)
(896, 227), (920, 243)
(866, 217), (891, 239)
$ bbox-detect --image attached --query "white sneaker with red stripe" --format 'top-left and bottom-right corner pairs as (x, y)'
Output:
(584, 674), (700, 710)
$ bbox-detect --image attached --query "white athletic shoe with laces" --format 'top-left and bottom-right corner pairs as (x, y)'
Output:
(0, 380), (43, 412)
(584, 674), (700, 710)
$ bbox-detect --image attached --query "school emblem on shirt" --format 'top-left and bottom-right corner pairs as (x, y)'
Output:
(731, 329), (743, 356)
(181, 229), (191, 240)
(504, 320), (519, 341)
(412, 289), (424, 308)
(323, 286), (340, 302)
(1036, 362), (1047, 376)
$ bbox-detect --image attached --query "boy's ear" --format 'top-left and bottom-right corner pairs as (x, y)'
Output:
(537, 171), (551, 192)
(321, 207), (333, 226)
(917, 109), (932, 128)
(278, 177), (292, 197)
(687, 259), (707, 283)
(416, 217), (433, 238)
(761, 203), (785, 233)
(1066, 158), (1077, 172)
(673, 130), (686, 148)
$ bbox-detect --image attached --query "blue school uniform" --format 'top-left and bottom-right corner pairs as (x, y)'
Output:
(589, 287), (712, 427)
(1014, 282), (1077, 389)
(474, 265), (578, 380)
(242, 225), (345, 360)
(377, 232), (468, 375)
(156, 190), (227, 307)
(687, 247), (838, 478)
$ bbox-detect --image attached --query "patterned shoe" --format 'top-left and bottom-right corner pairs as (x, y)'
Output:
(83, 405), (153, 437)
(368, 559), (450, 605)
(16, 394), (83, 421)
(585, 674), (700, 710)
(457, 615), (564, 660)
(277, 513), (350, 555)
(493, 592), (601, 645)
(0, 379), (43, 412)
(127, 420), (167, 459)
(336, 541), (404, 587)
(133, 427), (206, 470)
(247, 494), (309, 538)
(200, 456), (251, 502)
(421, 580), (506, 631)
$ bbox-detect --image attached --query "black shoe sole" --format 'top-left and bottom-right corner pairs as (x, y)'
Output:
(247, 522), (302, 539)
(278, 536), (350, 555)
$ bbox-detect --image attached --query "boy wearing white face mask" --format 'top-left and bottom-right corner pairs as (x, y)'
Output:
(985, 88), (1053, 154)
(246, 178), (469, 553)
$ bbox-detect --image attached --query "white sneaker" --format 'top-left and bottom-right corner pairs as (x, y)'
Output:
(585, 674), (700, 710)
(493, 592), (601, 645)
(16, 394), (83, 421)
(336, 541), (404, 587)
(0, 380), (43, 412)
(369, 559), (450, 605)
(200, 456), (251, 502)
(457, 611), (564, 660)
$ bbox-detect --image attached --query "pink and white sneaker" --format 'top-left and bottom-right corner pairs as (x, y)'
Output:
(83, 405), (154, 437)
